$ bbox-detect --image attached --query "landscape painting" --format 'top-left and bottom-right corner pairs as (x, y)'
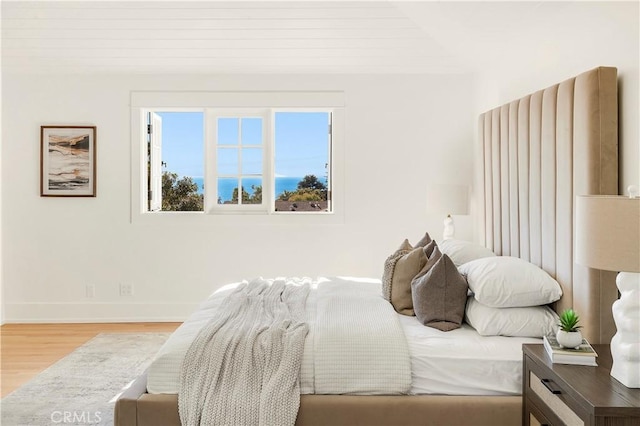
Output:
(40, 126), (96, 197)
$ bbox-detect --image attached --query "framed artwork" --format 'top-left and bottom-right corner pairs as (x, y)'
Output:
(40, 126), (96, 197)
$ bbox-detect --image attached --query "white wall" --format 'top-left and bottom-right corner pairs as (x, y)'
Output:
(0, 5), (4, 325)
(1, 73), (475, 322)
(473, 1), (639, 194)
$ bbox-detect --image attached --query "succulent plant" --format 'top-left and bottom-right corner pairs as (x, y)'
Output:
(559, 309), (582, 332)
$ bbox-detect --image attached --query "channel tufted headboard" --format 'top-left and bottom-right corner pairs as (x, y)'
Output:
(478, 66), (619, 344)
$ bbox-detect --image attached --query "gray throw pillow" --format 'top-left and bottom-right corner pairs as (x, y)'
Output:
(412, 253), (469, 331)
(413, 243), (441, 281)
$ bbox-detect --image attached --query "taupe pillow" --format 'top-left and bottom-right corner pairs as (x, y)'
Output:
(390, 240), (437, 315)
(414, 232), (433, 248)
(413, 243), (441, 281)
(412, 253), (469, 331)
(381, 239), (413, 302)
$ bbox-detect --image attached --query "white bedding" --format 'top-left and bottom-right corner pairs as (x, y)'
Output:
(147, 277), (539, 396)
(305, 277), (411, 394)
(399, 315), (540, 395)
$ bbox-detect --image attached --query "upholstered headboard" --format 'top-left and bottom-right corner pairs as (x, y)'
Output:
(478, 67), (618, 344)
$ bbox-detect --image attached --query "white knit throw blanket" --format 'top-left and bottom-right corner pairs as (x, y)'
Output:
(178, 278), (310, 426)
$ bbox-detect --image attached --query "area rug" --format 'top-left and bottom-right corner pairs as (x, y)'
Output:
(1, 332), (170, 426)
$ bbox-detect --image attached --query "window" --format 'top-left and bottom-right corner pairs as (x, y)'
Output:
(209, 111), (267, 211)
(215, 116), (263, 207)
(132, 91), (344, 221)
(140, 100), (338, 217)
(273, 112), (331, 213)
(147, 111), (204, 212)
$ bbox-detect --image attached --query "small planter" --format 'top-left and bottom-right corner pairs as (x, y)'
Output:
(556, 330), (582, 349)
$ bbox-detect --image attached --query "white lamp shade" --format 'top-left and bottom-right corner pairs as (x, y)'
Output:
(427, 184), (469, 216)
(575, 195), (640, 273)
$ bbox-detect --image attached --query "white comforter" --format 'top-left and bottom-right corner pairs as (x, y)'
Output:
(148, 277), (412, 396)
(148, 277), (538, 397)
(304, 277), (411, 394)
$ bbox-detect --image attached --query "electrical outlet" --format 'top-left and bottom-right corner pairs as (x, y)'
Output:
(120, 283), (134, 297)
(86, 284), (95, 298)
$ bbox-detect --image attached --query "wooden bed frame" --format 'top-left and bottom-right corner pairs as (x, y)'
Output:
(115, 66), (619, 426)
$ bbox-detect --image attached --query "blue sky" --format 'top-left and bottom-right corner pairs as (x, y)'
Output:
(156, 111), (329, 179)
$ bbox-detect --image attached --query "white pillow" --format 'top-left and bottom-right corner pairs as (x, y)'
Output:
(458, 256), (563, 308)
(439, 239), (496, 267)
(465, 297), (559, 337)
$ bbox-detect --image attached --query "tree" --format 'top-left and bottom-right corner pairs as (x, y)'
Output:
(161, 172), (203, 211)
(231, 186), (251, 204)
(249, 185), (262, 204)
(297, 174), (327, 201)
(276, 175), (328, 202)
(230, 185), (262, 204)
(288, 188), (323, 201)
(277, 190), (295, 201)
(297, 174), (327, 191)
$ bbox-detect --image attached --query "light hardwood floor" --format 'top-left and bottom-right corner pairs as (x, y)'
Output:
(0, 322), (181, 397)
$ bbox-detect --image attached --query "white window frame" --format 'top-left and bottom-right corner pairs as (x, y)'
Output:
(130, 91), (345, 225)
(148, 111), (163, 212)
(144, 108), (205, 214)
(270, 108), (334, 216)
(206, 108), (271, 214)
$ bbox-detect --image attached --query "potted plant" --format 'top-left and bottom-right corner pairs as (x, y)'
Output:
(556, 308), (583, 349)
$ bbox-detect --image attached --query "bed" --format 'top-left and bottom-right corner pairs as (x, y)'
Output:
(115, 66), (619, 426)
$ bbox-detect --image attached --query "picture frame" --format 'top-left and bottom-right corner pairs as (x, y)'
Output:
(40, 126), (96, 197)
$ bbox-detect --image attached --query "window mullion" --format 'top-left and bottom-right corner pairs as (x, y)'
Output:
(205, 110), (217, 212)
(237, 117), (243, 206)
(327, 111), (333, 209)
(267, 109), (275, 213)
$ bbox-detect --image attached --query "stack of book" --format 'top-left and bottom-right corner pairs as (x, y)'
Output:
(543, 335), (598, 366)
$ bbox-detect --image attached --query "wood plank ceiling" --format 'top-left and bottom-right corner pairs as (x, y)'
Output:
(1, 1), (467, 74)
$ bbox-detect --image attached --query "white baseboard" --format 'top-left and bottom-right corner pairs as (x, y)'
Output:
(2, 302), (198, 323)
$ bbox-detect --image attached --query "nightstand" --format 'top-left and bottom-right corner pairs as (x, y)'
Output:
(523, 344), (640, 426)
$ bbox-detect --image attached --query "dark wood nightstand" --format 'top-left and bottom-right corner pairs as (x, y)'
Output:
(523, 344), (640, 426)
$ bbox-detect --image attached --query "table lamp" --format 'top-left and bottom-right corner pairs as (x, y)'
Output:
(575, 187), (640, 388)
(426, 184), (469, 240)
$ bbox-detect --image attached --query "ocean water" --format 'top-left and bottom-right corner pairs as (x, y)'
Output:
(191, 176), (302, 202)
